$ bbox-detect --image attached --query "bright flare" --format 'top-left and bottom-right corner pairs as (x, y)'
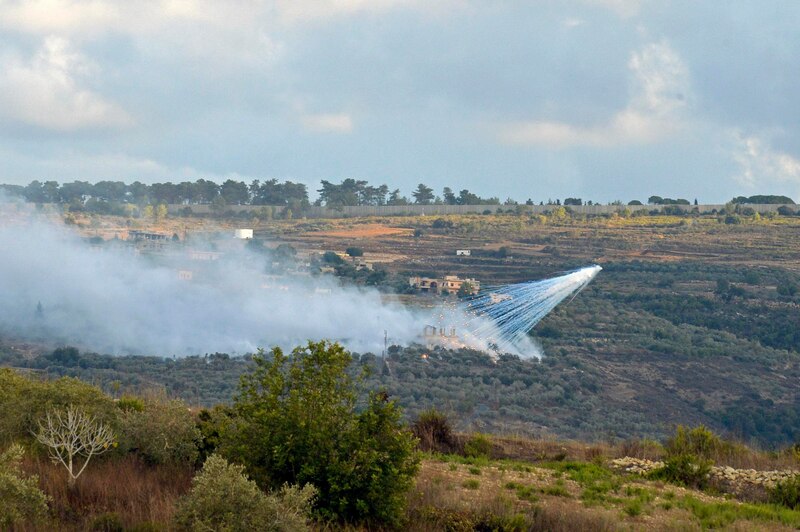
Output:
(464, 265), (601, 354)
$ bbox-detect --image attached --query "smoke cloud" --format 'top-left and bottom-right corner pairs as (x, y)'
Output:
(0, 195), (595, 359)
(0, 198), (438, 356)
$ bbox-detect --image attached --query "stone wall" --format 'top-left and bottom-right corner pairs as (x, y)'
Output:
(611, 456), (799, 491)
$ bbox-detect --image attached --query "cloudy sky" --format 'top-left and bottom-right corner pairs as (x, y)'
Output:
(1, 0), (799, 203)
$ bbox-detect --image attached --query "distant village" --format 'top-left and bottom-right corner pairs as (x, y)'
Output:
(109, 228), (482, 299)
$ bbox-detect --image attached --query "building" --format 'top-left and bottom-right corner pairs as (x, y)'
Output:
(351, 257), (374, 271)
(456, 249), (471, 256)
(409, 275), (480, 295)
(127, 231), (170, 252)
(234, 228), (253, 239)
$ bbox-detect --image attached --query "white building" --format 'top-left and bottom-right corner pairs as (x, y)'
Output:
(234, 228), (254, 239)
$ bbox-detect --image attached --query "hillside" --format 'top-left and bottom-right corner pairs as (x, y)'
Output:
(3, 210), (800, 447)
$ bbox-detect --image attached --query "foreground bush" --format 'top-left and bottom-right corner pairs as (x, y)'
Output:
(228, 341), (419, 525)
(464, 433), (493, 459)
(174, 454), (315, 532)
(649, 453), (712, 488)
(665, 425), (725, 459)
(0, 368), (117, 446)
(0, 444), (50, 528)
(120, 397), (200, 465)
(411, 409), (456, 453)
(770, 475), (800, 510)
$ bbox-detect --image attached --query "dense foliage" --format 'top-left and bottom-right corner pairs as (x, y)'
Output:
(225, 341), (420, 525)
(174, 454), (315, 532)
(0, 444), (50, 528)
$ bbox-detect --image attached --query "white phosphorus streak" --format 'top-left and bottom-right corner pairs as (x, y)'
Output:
(464, 265), (601, 353)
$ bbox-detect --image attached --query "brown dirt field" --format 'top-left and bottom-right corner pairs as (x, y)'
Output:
(311, 223), (414, 238)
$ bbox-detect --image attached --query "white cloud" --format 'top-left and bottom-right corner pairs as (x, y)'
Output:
(0, 0), (451, 35)
(0, 36), (132, 131)
(497, 40), (689, 148)
(0, 1), (282, 69)
(300, 112), (354, 133)
(0, 0), (204, 36)
(731, 131), (800, 188)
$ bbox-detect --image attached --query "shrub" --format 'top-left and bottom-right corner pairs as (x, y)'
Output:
(770, 475), (800, 509)
(116, 396), (145, 413)
(462, 479), (480, 490)
(0, 444), (50, 528)
(174, 454), (315, 532)
(228, 341), (419, 525)
(649, 453), (712, 488)
(89, 512), (125, 532)
(411, 409), (455, 453)
(120, 398), (200, 466)
(0, 369), (118, 446)
(464, 433), (493, 459)
(665, 425), (724, 459)
(345, 247), (363, 257)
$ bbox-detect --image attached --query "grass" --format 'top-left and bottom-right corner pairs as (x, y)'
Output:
(623, 498), (644, 517)
(678, 495), (800, 529)
(462, 479), (480, 490)
(23, 453), (193, 531)
(414, 456), (800, 531)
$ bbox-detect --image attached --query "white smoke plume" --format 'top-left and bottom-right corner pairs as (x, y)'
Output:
(0, 198), (434, 355)
(0, 194), (595, 359)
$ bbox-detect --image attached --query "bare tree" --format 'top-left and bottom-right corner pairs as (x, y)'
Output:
(34, 406), (116, 488)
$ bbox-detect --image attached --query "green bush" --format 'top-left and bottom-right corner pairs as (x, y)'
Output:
(464, 433), (493, 459)
(227, 341), (419, 525)
(411, 409), (455, 453)
(0, 369), (118, 446)
(120, 398), (201, 465)
(0, 444), (50, 528)
(665, 425), (724, 459)
(649, 453), (712, 488)
(89, 512), (125, 531)
(174, 454), (315, 532)
(770, 475), (800, 509)
(116, 396), (145, 413)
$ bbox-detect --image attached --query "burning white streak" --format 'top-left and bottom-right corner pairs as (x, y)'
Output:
(463, 265), (602, 356)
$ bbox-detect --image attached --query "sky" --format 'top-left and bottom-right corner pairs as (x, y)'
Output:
(0, 0), (799, 203)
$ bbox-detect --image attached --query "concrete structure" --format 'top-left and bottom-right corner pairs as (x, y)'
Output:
(409, 275), (480, 295)
(127, 230), (169, 252)
(456, 249), (471, 256)
(234, 228), (253, 239)
(352, 257), (374, 271)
